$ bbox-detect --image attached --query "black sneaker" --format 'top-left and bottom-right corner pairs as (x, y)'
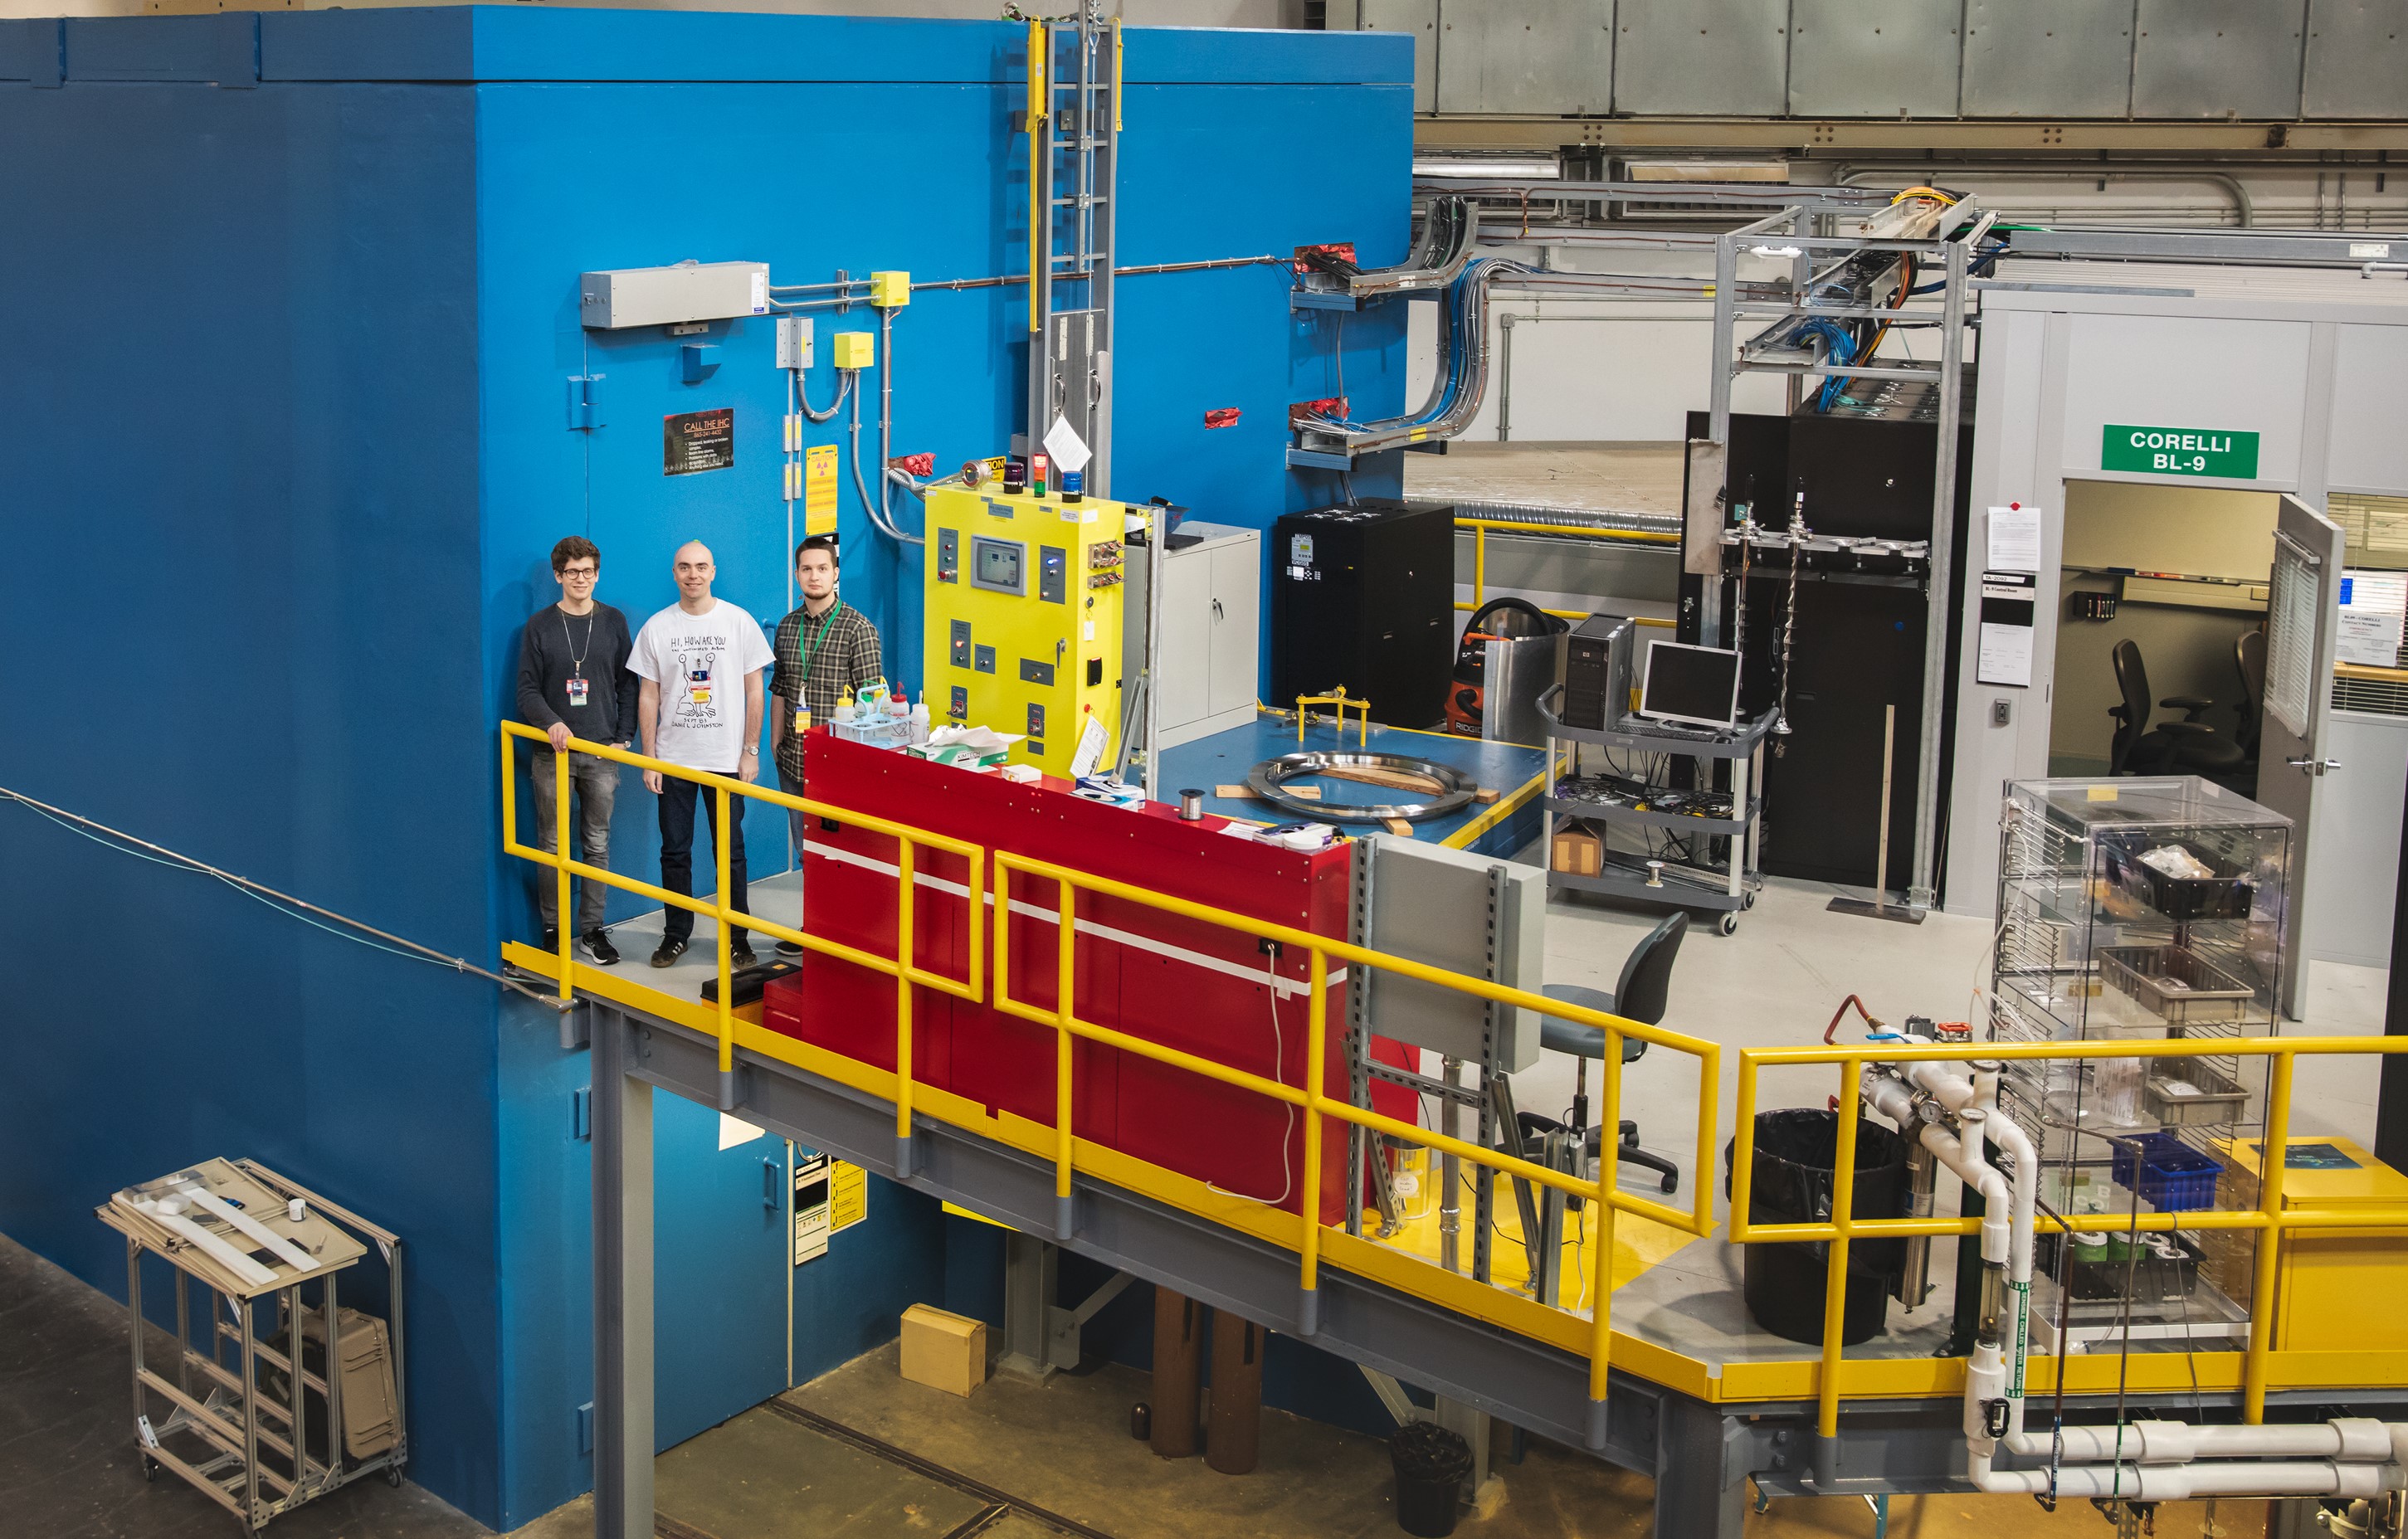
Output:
(651, 938), (688, 968)
(540, 927), (560, 952)
(579, 930), (621, 967)
(774, 938), (804, 957)
(729, 941), (758, 970)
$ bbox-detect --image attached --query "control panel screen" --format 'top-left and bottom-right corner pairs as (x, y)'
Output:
(971, 535), (1026, 595)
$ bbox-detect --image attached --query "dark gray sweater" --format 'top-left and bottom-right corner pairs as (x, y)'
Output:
(516, 602), (637, 743)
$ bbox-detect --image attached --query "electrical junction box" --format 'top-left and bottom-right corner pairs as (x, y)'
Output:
(1353, 834), (1544, 1073)
(869, 270), (910, 308)
(924, 485), (1124, 772)
(2218, 1133), (2408, 1354)
(775, 315), (812, 370)
(831, 331), (876, 370)
(578, 260), (768, 329)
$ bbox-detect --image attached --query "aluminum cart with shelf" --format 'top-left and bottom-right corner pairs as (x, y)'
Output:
(97, 1157), (406, 1531)
(1538, 685), (1772, 935)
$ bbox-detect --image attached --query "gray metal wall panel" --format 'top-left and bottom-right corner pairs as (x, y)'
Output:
(2132, 0), (2306, 119)
(1360, 0), (1438, 114)
(1962, 0), (2135, 117)
(1788, 0), (1962, 118)
(1614, 0), (1789, 116)
(1436, 0), (1615, 114)
(2303, 0), (2408, 118)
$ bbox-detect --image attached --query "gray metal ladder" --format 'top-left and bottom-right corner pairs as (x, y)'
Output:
(1025, 7), (1119, 496)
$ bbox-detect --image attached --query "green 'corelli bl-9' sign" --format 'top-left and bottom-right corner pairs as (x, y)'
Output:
(2101, 424), (2261, 480)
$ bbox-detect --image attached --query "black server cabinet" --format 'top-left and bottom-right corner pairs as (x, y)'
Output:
(1682, 398), (1972, 894)
(1271, 499), (1455, 730)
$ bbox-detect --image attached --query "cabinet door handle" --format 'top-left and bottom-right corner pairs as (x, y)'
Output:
(1211, 599), (1223, 620)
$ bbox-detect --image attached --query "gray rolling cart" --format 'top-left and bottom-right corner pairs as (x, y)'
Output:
(98, 1157), (406, 1531)
(1537, 684), (1772, 935)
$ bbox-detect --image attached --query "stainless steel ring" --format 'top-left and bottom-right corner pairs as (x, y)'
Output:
(1244, 752), (1477, 825)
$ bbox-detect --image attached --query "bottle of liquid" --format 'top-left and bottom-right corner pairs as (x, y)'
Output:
(909, 695), (930, 746)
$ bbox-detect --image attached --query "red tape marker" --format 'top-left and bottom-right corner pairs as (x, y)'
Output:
(1203, 407), (1241, 429)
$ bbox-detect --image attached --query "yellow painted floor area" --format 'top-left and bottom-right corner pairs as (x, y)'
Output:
(1362, 1157), (1699, 1313)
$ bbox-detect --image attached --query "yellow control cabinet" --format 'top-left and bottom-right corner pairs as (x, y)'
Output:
(924, 485), (1124, 772)
(2217, 1133), (2408, 1353)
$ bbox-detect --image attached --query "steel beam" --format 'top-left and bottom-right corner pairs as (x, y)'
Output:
(1412, 117), (2408, 155)
(592, 1007), (654, 1539)
(1908, 238), (1967, 910)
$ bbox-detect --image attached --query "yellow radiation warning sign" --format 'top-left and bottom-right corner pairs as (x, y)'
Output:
(805, 445), (839, 536)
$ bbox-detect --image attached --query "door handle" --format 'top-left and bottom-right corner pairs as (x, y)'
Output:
(2286, 756), (2342, 776)
(1211, 599), (1223, 620)
(764, 1158), (782, 1210)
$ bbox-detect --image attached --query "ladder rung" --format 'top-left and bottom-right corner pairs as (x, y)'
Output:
(1049, 197), (1109, 208)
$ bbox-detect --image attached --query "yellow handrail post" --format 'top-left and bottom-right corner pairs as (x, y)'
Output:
(1728, 1055), (1760, 1242)
(895, 838), (918, 1174)
(1473, 524), (1486, 612)
(2244, 1050), (2297, 1425)
(963, 848), (987, 1002)
(553, 744), (574, 999)
(1816, 1060), (1859, 1444)
(1053, 876), (1076, 1239)
(1585, 1020), (1623, 1450)
(1297, 947), (1329, 1336)
(714, 783), (736, 1109)
(1026, 17), (1045, 336)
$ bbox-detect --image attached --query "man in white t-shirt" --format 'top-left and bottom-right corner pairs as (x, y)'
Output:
(630, 540), (774, 970)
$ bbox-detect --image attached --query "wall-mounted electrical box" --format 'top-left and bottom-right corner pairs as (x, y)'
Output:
(579, 260), (769, 329)
(924, 486), (1124, 772)
(869, 270), (911, 308)
(831, 332), (876, 370)
(774, 315), (813, 370)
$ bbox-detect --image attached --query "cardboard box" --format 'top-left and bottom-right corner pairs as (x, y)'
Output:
(899, 1303), (987, 1396)
(1551, 826), (1602, 877)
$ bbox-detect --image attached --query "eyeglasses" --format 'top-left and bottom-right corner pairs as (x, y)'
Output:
(559, 567), (598, 581)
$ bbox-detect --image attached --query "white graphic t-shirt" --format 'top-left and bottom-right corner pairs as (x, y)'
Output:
(630, 598), (773, 773)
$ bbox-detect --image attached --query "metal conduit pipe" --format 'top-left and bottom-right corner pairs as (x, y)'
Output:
(1829, 165), (2254, 229)
(1450, 502), (1681, 536)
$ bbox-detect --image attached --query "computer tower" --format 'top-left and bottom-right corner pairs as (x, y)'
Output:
(1272, 499), (1454, 728)
(1561, 613), (1634, 732)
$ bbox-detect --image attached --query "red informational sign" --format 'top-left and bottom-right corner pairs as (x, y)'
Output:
(663, 407), (734, 476)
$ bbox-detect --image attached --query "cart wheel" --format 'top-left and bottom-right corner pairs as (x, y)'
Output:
(1660, 1171), (1679, 1195)
(1718, 913), (1740, 937)
(141, 1456), (157, 1483)
(1743, 889), (1757, 910)
(387, 1467), (403, 1488)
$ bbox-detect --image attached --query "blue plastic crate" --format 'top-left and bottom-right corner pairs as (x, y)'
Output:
(2111, 1132), (2224, 1212)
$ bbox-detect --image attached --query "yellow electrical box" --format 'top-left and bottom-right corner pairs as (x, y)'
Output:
(924, 485), (1124, 772)
(2216, 1133), (2408, 1353)
(870, 270), (911, 308)
(831, 331), (876, 370)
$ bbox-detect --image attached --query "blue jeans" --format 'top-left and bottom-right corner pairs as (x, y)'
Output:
(530, 749), (617, 933)
(657, 773), (751, 947)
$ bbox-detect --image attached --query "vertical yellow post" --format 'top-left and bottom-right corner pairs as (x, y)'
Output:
(2243, 1050), (2296, 1425)
(1053, 879), (1076, 1238)
(712, 782), (736, 1111)
(1297, 948), (1328, 1335)
(963, 849), (987, 1001)
(1587, 1021), (1624, 1425)
(1026, 18), (1046, 335)
(1816, 1060), (1860, 1437)
(554, 743), (574, 999)
(895, 839), (917, 1160)
(1473, 524), (1487, 612)
(1728, 1056), (1760, 1239)
(1111, 19), (1124, 132)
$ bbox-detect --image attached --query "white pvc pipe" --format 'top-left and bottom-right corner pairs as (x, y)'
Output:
(1970, 1449), (2403, 1500)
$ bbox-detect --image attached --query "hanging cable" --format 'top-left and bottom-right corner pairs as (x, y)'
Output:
(1, 784), (558, 1008)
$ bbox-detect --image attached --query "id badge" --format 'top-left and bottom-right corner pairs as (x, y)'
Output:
(566, 675), (590, 708)
(794, 707), (811, 733)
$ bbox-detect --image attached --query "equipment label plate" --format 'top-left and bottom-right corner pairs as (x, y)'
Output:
(665, 408), (735, 476)
(2100, 424), (2259, 480)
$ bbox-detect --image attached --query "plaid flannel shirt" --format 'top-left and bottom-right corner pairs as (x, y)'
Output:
(769, 600), (882, 781)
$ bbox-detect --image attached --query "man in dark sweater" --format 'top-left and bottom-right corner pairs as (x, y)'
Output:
(516, 536), (638, 963)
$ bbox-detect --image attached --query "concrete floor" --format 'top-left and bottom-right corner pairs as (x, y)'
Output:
(11, 1222), (2284, 1539)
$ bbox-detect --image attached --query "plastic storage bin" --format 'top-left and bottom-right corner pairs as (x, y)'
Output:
(2111, 1132), (2224, 1212)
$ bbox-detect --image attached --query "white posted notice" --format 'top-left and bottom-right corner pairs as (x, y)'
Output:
(1977, 570), (2038, 688)
(1986, 504), (2042, 574)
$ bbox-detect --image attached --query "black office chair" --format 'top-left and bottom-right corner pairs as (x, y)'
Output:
(2107, 638), (2245, 778)
(1531, 913), (1688, 1195)
(2232, 629), (2268, 782)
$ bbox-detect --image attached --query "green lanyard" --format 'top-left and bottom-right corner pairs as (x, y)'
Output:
(795, 607), (839, 699)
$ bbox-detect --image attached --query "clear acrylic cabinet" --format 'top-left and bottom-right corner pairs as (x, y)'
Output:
(1990, 777), (2291, 1354)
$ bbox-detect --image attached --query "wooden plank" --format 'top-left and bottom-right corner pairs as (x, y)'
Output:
(1382, 818), (1413, 836)
(1215, 784), (1319, 801)
(1317, 765), (1446, 795)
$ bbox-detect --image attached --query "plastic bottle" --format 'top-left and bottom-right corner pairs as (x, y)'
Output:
(909, 695), (930, 745)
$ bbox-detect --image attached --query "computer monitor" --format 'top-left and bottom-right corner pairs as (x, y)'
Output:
(1637, 640), (1740, 730)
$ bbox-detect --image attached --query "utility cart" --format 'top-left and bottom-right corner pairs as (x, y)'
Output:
(1537, 684), (1772, 935)
(98, 1158), (406, 1531)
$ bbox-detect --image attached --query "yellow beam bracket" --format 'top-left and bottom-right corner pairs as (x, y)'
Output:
(1294, 688), (1371, 748)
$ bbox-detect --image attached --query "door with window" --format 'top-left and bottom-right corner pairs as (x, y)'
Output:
(2254, 494), (2347, 1020)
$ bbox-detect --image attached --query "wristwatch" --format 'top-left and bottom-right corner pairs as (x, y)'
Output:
(743, 745), (759, 756)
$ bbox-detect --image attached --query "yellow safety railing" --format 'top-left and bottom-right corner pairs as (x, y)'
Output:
(500, 723), (987, 1133)
(1455, 515), (1681, 624)
(1733, 1037), (2408, 1440)
(500, 723), (1719, 1415)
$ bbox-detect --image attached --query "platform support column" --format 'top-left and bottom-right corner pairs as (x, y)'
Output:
(592, 1006), (655, 1539)
(1148, 1287), (1203, 1458)
(1653, 1395), (1748, 1539)
(999, 1232), (1058, 1381)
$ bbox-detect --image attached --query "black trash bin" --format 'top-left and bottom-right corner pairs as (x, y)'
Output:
(1390, 1420), (1475, 1537)
(1723, 1108), (1911, 1346)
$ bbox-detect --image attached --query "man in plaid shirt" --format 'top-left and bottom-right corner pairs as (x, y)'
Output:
(768, 536), (884, 954)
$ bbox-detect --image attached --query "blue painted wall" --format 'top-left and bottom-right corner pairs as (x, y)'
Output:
(0, 9), (1411, 1529)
